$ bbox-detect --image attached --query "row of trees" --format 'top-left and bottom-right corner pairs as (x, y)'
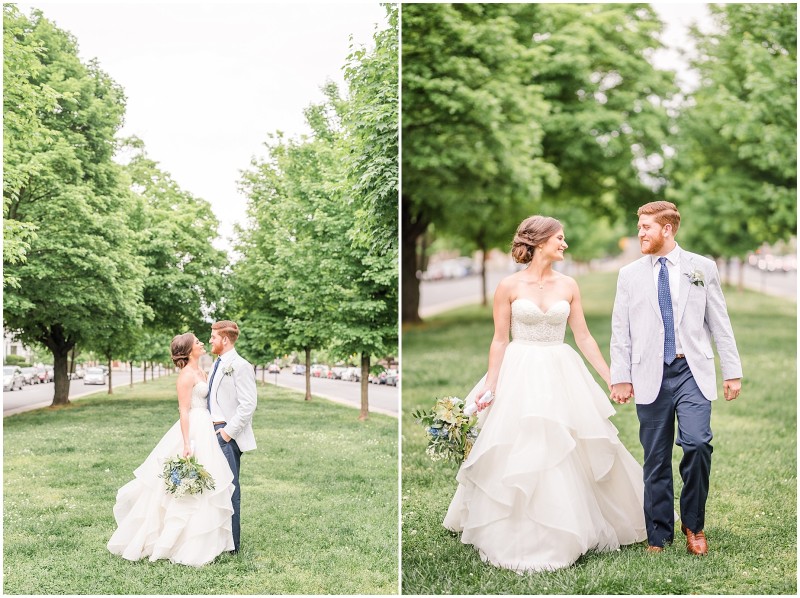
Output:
(231, 5), (398, 419)
(402, 3), (796, 321)
(3, 5), (398, 419)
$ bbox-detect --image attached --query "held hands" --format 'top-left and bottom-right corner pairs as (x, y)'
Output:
(723, 378), (742, 401)
(610, 383), (634, 404)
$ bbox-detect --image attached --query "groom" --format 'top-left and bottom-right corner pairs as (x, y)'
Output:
(208, 320), (257, 554)
(610, 201), (742, 556)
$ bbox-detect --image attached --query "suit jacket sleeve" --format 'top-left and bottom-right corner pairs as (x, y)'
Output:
(610, 268), (633, 385)
(225, 358), (258, 440)
(703, 262), (743, 380)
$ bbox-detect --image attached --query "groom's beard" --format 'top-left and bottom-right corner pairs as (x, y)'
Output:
(640, 234), (665, 255)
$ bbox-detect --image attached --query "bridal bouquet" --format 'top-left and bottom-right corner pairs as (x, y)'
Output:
(412, 396), (478, 464)
(160, 455), (215, 497)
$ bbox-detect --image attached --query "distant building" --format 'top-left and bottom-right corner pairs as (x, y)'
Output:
(3, 331), (34, 364)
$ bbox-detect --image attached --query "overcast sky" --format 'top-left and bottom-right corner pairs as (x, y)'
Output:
(15, 2), (711, 255)
(16, 1), (389, 252)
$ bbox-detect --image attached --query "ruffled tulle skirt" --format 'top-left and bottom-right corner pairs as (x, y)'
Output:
(443, 340), (647, 572)
(107, 407), (235, 567)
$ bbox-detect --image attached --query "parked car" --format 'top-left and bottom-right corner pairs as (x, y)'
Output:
(43, 365), (54, 382)
(84, 367), (107, 385)
(292, 364), (306, 375)
(310, 364), (330, 378)
(267, 363), (281, 374)
(20, 366), (39, 385)
(341, 367), (360, 382)
(35, 366), (48, 384)
(384, 369), (398, 386)
(73, 366), (86, 379)
(329, 366), (346, 380)
(368, 372), (382, 384)
(3, 366), (25, 391)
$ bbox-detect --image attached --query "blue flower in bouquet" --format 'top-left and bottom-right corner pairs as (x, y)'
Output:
(412, 396), (479, 465)
(160, 455), (216, 498)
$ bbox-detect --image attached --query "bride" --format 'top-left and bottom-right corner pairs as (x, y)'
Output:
(107, 333), (235, 566)
(443, 215), (647, 572)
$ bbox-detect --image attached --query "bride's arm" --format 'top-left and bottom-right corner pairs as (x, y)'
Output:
(477, 279), (512, 409)
(566, 279), (612, 388)
(176, 373), (194, 457)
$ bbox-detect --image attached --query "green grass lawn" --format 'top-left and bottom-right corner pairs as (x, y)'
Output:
(401, 271), (796, 594)
(4, 378), (398, 594)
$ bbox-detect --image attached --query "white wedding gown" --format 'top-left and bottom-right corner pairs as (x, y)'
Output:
(444, 299), (647, 572)
(108, 382), (235, 566)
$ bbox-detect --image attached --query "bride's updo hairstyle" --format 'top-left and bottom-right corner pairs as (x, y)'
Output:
(511, 215), (563, 264)
(170, 333), (195, 369)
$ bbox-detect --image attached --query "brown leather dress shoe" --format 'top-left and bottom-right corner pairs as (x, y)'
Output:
(681, 524), (709, 555)
(646, 545), (663, 553)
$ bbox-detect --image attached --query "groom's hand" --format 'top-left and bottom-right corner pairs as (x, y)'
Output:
(216, 429), (232, 442)
(611, 383), (634, 404)
(723, 378), (742, 401)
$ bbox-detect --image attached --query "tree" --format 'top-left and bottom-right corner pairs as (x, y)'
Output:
(3, 8), (148, 405)
(234, 96), (347, 401)
(340, 3), (399, 418)
(666, 3), (796, 280)
(121, 137), (229, 335)
(402, 3), (558, 322)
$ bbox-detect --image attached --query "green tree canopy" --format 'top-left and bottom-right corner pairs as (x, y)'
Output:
(3, 7), (148, 405)
(667, 3), (797, 260)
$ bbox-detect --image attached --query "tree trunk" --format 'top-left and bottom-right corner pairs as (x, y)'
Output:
(107, 354), (113, 395)
(402, 195), (428, 323)
(129, 361), (134, 388)
(69, 346), (76, 378)
(142, 361), (147, 384)
(359, 352), (370, 421)
(44, 325), (74, 406)
(304, 347), (312, 401)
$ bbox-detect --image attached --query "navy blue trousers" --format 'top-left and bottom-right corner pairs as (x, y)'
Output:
(215, 423), (242, 552)
(636, 357), (713, 547)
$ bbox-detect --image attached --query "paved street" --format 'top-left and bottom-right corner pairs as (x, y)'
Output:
(2, 367), (168, 416)
(259, 370), (398, 417)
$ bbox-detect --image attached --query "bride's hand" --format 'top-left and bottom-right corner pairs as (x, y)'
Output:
(182, 443), (192, 458)
(476, 387), (495, 412)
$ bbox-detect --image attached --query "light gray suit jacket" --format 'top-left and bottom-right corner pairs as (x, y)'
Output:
(610, 247), (743, 405)
(209, 349), (258, 451)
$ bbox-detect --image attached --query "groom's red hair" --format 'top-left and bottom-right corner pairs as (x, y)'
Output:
(212, 320), (240, 344)
(637, 201), (681, 233)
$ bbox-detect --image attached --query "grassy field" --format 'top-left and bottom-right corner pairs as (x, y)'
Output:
(401, 271), (796, 594)
(4, 378), (398, 594)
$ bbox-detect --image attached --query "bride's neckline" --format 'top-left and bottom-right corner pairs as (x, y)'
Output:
(511, 297), (570, 314)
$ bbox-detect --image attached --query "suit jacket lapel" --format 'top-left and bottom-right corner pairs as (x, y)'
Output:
(676, 253), (692, 326)
(640, 257), (662, 321)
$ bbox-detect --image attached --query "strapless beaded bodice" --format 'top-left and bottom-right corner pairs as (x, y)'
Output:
(510, 299), (570, 344)
(190, 381), (209, 409)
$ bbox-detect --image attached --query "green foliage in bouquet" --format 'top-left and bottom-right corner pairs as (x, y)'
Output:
(411, 396), (478, 464)
(160, 455), (216, 497)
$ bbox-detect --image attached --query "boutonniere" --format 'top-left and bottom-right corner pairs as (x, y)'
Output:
(223, 365), (234, 377)
(685, 270), (705, 287)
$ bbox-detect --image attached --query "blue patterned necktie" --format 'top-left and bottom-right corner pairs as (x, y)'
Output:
(207, 358), (221, 411)
(658, 257), (676, 365)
